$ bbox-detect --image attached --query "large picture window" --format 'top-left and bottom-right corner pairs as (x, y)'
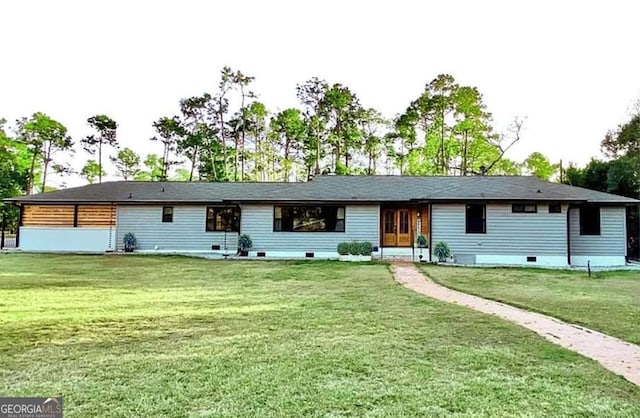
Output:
(579, 206), (600, 235)
(466, 204), (486, 234)
(206, 207), (240, 232)
(274, 206), (345, 232)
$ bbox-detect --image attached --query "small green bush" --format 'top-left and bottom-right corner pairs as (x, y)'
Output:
(123, 232), (137, 250)
(357, 241), (373, 256)
(347, 242), (359, 255)
(238, 234), (253, 251)
(416, 234), (428, 248)
(337, 242), (350, 255)
(433, 241), (451, 261)
(338, 241), (373, 256)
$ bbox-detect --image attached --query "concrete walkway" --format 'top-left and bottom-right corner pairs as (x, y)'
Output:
(391, 263), (640, 386)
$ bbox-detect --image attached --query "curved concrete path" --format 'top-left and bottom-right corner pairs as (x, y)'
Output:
(391, 263), (640, 386)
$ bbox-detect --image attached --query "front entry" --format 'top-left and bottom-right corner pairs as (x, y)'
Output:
(382, 209), (412, 247)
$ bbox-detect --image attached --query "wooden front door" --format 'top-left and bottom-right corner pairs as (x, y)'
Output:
(382, 209), (413, 247)
(382, 209), (397, 246)
(397, 209), (411, 246)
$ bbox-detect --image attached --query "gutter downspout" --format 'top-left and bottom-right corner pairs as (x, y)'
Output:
(1, 209), (5, 249)
(566, 205), (571, 267)
(379, 206), (383, 261)
(108, 202), (116, 252)
(428, 203), (433, 262)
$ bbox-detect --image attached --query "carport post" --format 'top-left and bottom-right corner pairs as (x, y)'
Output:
(1, 210), (5, 249)
(15, 204), (23, 249)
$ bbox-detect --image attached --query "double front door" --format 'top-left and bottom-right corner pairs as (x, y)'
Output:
(382, 209), (412, 247)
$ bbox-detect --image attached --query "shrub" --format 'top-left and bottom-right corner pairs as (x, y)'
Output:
(347, 242), (359, 255)
(433, 241), (451, 262)
(416, 234), (428, 248)
(357, 241), (373, 256)
(123, 232), (137, 250)
(338, 241), (373, 256)
(238, 234), (253, 251)
(338, 241), (373, 255)
(337, 242), (350, 255)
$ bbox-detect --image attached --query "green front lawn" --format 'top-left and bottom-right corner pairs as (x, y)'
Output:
(421, 264), (640, 344)
(1, 254), (638, 417)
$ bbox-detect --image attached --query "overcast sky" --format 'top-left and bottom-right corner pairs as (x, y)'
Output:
(1, 0), (639, 186)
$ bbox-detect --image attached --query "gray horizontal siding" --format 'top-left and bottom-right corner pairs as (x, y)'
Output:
(116, 205), (237, 251)
(569, 206), (626, 256)
(240, 204), (379, 252)
(431, 203), (567, 256)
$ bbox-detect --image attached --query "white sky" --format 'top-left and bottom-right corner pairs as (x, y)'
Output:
(1, 0), (639, 186)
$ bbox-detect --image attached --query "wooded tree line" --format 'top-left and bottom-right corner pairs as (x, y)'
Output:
(563, 107), (639, 199)
(0, 69), (566, 190)
(1, 68), (638, 230)
(562, 108), (639, 258)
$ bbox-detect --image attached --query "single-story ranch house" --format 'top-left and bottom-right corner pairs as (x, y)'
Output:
(5, 175), (639, 267)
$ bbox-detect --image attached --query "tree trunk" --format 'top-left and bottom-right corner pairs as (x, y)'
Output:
(98, 139), (103, 183)
(441, 109), (446, 175)
(28, 148), (38, 194)
(189, 146), (198, 182)
(283, 141), (290, 182)
(241, 134), (245, 181)
(41, 143), (51, 192)
(272, 155), (276, 181)
(462, 130), (468, 176)
(239, 86), (246, 182)
(162, 143), (169, 180)
(234, 133), (238, 182)
(256, 134), (264, 182)
(315, 125), (321, 175)
(400, 138), (405, 175)
(218, 99), (225, 181)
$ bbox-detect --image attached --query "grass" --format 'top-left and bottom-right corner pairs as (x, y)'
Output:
(0, 254), (638, 417)
(421, 264), (640, 344)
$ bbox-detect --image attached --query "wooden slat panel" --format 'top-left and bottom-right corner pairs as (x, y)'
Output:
(77, 205), (116, 227)
(23, 205), (74, 226)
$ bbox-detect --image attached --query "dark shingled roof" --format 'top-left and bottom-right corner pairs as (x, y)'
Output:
(5, 175), (639, 204)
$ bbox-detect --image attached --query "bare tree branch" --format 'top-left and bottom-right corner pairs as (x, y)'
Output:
(483, 116), (525, 174)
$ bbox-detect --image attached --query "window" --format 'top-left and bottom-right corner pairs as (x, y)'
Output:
(399, 211), (410, 234)
(162, 206), (173, 223)
(466, 204), (486, 234)
(206, 207), (240, 232)
(274, 206), (345, 232)
(548, 203), (562, 213)
(512, 203), (537, 213)
(580, 206), (600, 235)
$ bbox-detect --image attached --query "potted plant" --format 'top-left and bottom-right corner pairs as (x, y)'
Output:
(433, 241), (451, 263)
(237, 234), (252, 256)
(337, 242), (351, 261)
(338, 242), (358, 261)
(337, 241), (373, 261)
(357, 241), (373, 262)
(416, 234), (428, 262)
(123, 232), (137, 253)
